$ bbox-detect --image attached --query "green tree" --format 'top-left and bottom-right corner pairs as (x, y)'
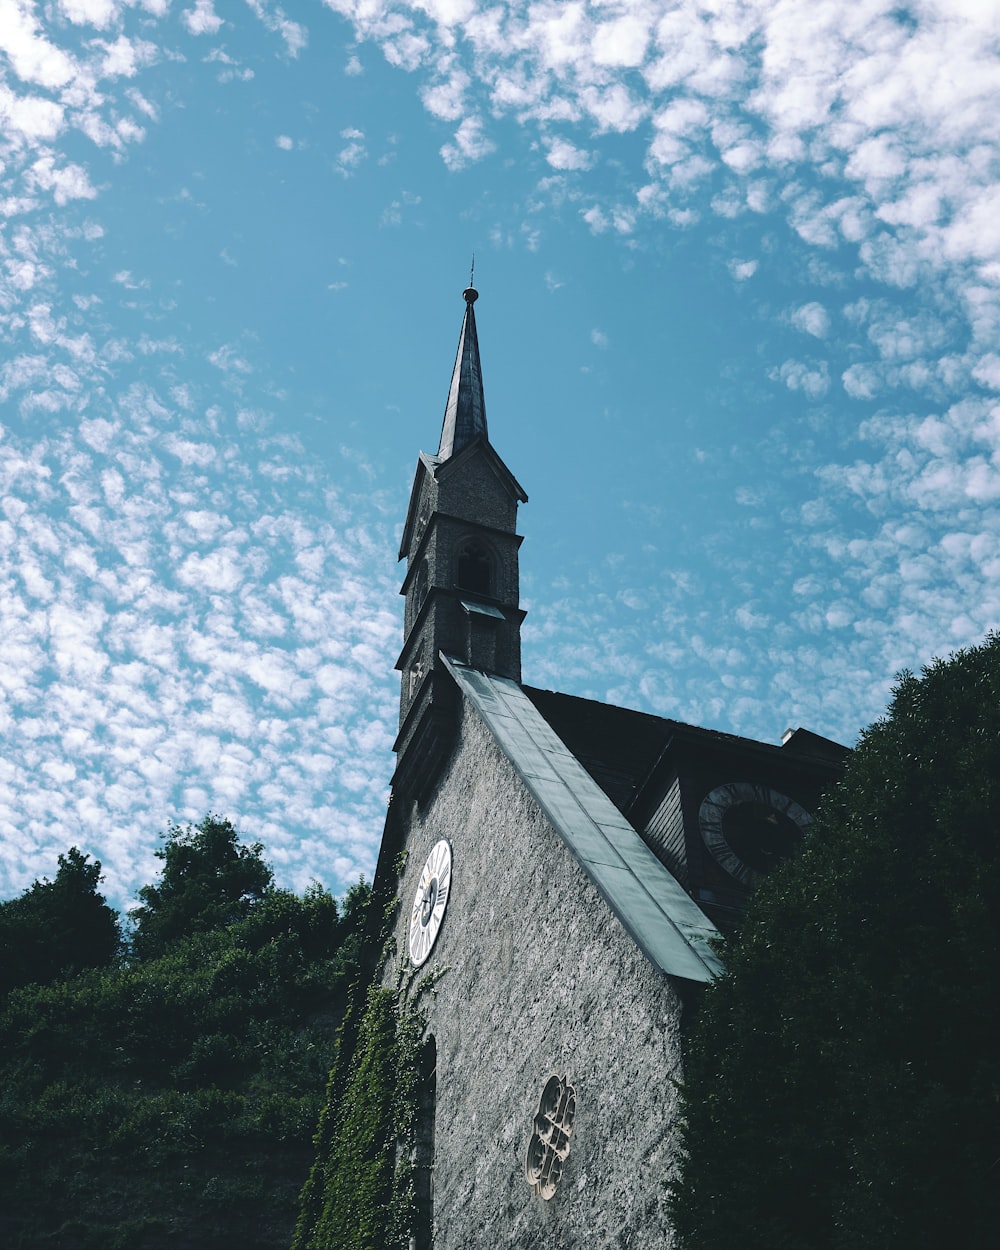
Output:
(131, 815), (274, 958)
(670, 635), (1000, 1250)
(0, 852), (369, 1250)
(0, 847), (120, 996)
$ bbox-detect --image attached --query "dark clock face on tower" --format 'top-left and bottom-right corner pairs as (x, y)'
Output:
(698, 782), (811, 886)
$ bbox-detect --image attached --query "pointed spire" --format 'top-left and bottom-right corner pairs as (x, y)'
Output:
(438, 285), (487, 460)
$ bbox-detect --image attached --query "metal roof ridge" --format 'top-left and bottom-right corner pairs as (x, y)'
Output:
(442, 655), (724, 984)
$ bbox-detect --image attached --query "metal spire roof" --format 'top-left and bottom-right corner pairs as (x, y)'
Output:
(438, 286), (487, 460)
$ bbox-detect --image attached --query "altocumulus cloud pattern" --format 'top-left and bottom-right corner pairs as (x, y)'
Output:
(1, 1), (999, 909)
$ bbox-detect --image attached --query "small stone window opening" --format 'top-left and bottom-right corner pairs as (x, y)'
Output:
(525, 1074), (576, 1200)
(408, 655), (425, 699)
(456, 542), (492, 596)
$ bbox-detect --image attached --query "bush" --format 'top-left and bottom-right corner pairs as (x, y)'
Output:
(0, 821), (371, 1250)
(670, 635), (1000, 1250)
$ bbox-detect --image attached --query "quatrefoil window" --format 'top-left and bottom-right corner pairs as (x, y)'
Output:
(524, 1074), (576, 1200)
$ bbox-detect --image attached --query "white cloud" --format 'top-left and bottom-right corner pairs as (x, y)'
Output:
(0, 86), (65, 140)
(582, 204), (609, 233)
(422, 70), (469, 121)
(842, 363), (881, 400)
(112, 270), (148, 289)
(321, 0), (1000, 410)
(177, 549), (245, 593)
(592, 16), (650, 68)
(0, 371), (401, 906)
(973, 354), (1000, 391)
(204, 47), (255, 82)
(791, 301), (831, 338)
(380, 192), (421, 227)
(441, 116), (495, 169)
(100, 35), (159, 79)
(182, 0), (224, 35)
(728, 258), (758, 281)
(243, 0), (307, 57)
(207, 344), (252, 375)
(545, 137), (591, 171)
(735, 605), (770, 631)
(720, 138), (763, 175)
(0, 1), (76, 88)
(337, 133), (367, 173)
(581, 82), (647, 133)
(774, 358), (830, 399)
(57, 0), (120, 30)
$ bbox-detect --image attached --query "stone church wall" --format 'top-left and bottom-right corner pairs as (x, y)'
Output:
(437, 452), (519, 535)
(387, 698), (687, 1249)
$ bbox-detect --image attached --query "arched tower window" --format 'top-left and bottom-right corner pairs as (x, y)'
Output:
(456, 541), (492, 596)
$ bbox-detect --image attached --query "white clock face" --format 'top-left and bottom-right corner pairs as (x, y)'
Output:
(408, 839), (452, 967)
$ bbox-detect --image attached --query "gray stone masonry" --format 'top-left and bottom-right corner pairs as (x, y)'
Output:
(398, 444), (524, 736)
(386, 697), (686, 1249)
(433, 448), (520, 536)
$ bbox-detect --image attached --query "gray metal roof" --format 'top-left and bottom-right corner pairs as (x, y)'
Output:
(461, 599), (505, 620)
(443, 655), (724, 983)
(438, 287), (487, 460)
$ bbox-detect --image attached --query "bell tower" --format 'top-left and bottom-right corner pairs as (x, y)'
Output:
(393, 286), (528, 800)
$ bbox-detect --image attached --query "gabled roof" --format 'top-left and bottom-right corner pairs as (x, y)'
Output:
(524, 686), (672, 812)
(398, 451), (437, 561)
(525, 685), (849, 817)
(434, 434), (528, 501)
(442, 655), (724, 983)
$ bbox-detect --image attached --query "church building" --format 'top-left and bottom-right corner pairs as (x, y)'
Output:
(371, 287), (847, 1248)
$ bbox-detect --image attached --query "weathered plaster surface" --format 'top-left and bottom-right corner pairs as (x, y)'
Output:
(387, 698), (686, 1248)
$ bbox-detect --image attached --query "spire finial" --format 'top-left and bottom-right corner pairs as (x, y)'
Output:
(463, 255), (478, 305)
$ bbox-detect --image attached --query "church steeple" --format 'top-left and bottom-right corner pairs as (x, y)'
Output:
(393, 286), (528, 799)
(438, 286), (487, 460)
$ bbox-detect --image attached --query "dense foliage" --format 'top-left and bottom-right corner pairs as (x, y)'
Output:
(0, 819), (370, 1250)
(670, 636), (1000, 1250)
(292, 979), (425, 1250)
(0, 847), (121, 996)
(293, 833), (435, 1250)
(131, 815), (276, 959)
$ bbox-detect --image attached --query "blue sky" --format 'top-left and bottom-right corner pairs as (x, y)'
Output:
(2, 0), (999, 911)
